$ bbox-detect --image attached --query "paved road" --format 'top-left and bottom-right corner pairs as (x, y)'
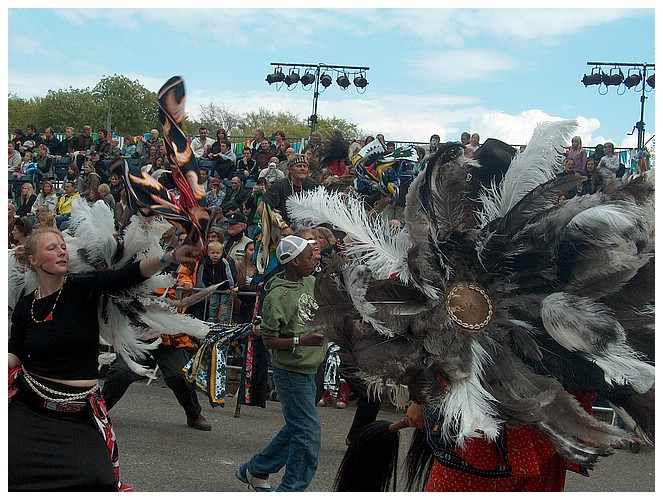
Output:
(108, 379), (655, 493)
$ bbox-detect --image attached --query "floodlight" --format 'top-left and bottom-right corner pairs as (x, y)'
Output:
(353, 74), (368, 89)
(300, 72), (316, 86)
(646, 74), (655, 89)
(266, 68), (285, 84)
(320, 73), (332, 88)
(337, 74), (350, 89)
(284, 70), (300, 86)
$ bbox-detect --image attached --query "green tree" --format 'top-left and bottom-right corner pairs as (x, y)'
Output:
(33, 87), (103, 133)
(8, 94), (42, 133)
(92, 75), (159, 135)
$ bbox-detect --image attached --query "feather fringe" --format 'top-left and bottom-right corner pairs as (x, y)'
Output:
(287, 187), (413, 282)
(478, 120), (577, 226)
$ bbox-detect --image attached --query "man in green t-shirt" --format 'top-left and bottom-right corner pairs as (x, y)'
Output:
(236, 235), (327, 492)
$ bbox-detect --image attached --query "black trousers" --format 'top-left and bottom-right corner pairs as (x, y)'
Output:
(341, 370), (382, 443)
(102, 345), (202, 419)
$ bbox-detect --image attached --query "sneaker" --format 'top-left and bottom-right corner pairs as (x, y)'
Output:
(317, 399), (330, 407)
(187, 414), (212, 431)
(336, 401), (347, 409)
(235, 462), (274, 492)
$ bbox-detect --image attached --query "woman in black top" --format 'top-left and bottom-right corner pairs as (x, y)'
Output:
(8, 227), (202, 491)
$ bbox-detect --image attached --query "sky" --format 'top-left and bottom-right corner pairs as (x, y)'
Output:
(3, 3), (658, 149)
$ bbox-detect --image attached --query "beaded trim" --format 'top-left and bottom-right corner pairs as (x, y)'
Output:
(445, 282), (494, 330)
(23, 370), (99, 403)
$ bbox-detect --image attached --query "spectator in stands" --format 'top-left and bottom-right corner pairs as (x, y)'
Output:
(11, 129), (25, 152)
(224, 212), (253, 264)
(42, 127), (61, 156)
(276, 140), (291, 163)
(97, 183), (115, 211)
(10, 217), (33, 248)
(8, 141), (22, 174)
(199, 166), (212, 192)
(222, 176), (249, 213)
(80, 160), (101, 200)
(21, 124), (43, 153)
(591, 143), (605, 164)
(121, 134), (137, 158)
(139, 144), (160, 169)
(89, 150), (110, 183)
(107, 137), (122, 159)
(65, 164), (84, 193)
(35, 144), (54, 180)
(464, 132), (480, 157)
(58, 127), (75, 157)
(251, 129), (267, 155)
(557, 157), (577, 177)
(135, 128), (163, 157)
(259, 154), (318, 229)
(91, 129), (110, 157)
(16, 183), (37, 218)
(245, 177), (266, 238)
(253, 138), (277, 172)
(109, 173), (123, 203)
(36, 211), (56, 228)
(234, 239), (257, 323)
(208, 139), (237, 180)
(258, 157), (286, 185)
(567, 135), (588, 175)
(68, 125), (93, 168)
(574, 157), (603, 197)
(273, 130), (286, 154)
(597, 141), (620, 185)
(8, 202), (19, 247)
(33, 180), (58, 214)
(278, 147), (296, 176)
(306, 130), (323, 161)
(237, 147), (258, 180)
(114, 189), (133, 232)
(190, 127), (214, 159)
(206, 177), (226, 210)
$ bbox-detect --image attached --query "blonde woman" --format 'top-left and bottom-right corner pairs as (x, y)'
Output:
(567, 136), (588, 175)
(16, 182), (37, 218)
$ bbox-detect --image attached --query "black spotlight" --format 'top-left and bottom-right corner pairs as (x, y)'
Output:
(623, 72), (642, 89)
(353, 74), (368, 89)
(603, 68), (624, 86)
(646, 74), (655, 89)
(266, 68), (285, 84)
(320, 73), (333, 88)
(337, 73), (350, 89)
(581, 70), (603, 86)
(300, 72), (316, 86)
(284, 70), (300, 86)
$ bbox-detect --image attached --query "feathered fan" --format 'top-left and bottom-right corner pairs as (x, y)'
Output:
(286, 120), (654, 486)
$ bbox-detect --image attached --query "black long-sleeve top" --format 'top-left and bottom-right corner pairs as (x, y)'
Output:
(9, 262), (147, 380)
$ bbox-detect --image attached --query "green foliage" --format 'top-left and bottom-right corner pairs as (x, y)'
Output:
(92, 75), (159, 135)
(8, 94), (42, 133)
(8, 75), (363, 142)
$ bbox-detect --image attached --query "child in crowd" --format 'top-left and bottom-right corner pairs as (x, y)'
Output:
(201, 240), (238, 324)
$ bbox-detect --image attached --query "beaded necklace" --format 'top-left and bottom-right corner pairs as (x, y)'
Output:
(31, 277), (66, 323)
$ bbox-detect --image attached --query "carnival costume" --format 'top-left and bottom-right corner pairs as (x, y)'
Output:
(285, 120), (654, 491)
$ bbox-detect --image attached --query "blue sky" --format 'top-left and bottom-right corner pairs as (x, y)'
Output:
(4, 4), (657, 149)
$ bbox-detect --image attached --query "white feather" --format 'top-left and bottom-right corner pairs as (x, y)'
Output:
(287, 187), (412, 282)
(541, 293), (655, 393)
(438, 341), (501, 447)
(477, 119), (577, 227)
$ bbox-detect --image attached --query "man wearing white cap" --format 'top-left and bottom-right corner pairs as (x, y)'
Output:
(236, 235), (327, 492)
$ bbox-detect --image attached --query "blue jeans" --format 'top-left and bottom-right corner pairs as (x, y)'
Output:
(248, 367), (321, 491)
(208, 292), (232, 323)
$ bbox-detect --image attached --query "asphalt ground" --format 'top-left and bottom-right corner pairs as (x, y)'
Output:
(106, 377), (655, 494)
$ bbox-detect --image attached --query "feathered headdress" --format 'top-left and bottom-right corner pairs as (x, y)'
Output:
(288, 120), (655, 477)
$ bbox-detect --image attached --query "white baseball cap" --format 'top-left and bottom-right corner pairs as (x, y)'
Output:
(276, 235), (315, 265)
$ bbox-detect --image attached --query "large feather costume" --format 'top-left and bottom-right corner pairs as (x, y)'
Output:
(8, 199), (213, 378)
(286, 120), (654, 473)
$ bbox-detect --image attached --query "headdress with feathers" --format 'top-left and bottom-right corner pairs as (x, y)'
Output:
(286, 120), (655, 483)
